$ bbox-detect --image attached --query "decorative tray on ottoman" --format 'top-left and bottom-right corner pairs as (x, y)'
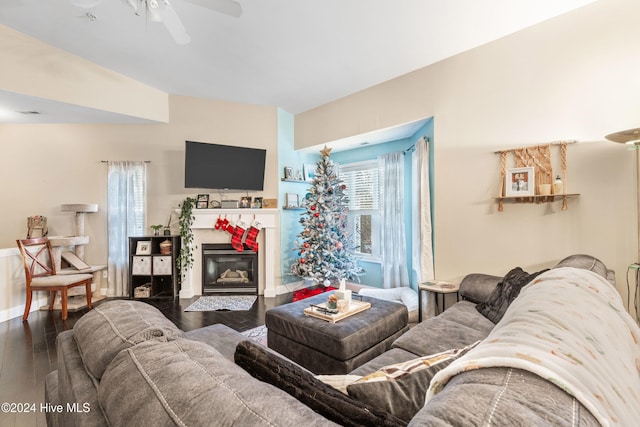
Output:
(303, 300), (371, 323)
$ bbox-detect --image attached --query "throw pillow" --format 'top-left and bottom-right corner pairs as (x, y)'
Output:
(315, 375), (363, 394)
(345, 343), (478, 423)
(475, 267), (548, 323)
(234, 340), (405, 427)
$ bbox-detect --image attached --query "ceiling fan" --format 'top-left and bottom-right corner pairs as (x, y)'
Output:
(72, 0), (242, 45)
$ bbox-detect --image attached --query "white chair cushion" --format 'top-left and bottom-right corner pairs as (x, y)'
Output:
(31, 273), (93, 287)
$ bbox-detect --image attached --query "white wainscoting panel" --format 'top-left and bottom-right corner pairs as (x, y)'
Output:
(0, 247), (46, 322)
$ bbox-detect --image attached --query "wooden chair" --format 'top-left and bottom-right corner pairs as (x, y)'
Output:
(17, 237), (93, 321)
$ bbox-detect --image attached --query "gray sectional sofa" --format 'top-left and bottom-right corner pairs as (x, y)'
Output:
(46, 254), (630, 426)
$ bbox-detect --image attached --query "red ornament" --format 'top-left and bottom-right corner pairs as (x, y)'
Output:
(314, 213), (320, 217)
(304, 242), (310, 248)
(335, 241), (343, 250)
(310, 205), (316, 211)
(300, 258), (306, 263)
(341, 184), (347, 190)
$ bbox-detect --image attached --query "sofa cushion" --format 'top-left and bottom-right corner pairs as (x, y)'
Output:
(99, 338), (334, 427)
(234, 339), (405, 427)
(475, 267), (548, 323)
(55, 330), (107, 427)
(408, 367), (599, 427)
(553, 254), (615, 286)
(184, 323), (249, 362)
(346, 344), (477, 423)
(73, 300), (183, 379)
(436, 300), (495, 334)
(392, 308), (491, 356)
(458, 273), (503, 303)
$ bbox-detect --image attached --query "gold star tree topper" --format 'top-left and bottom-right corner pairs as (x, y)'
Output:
(320, 145), (332, 157)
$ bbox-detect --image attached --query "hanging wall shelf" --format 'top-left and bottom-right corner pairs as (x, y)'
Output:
(495, 140), (579, 211)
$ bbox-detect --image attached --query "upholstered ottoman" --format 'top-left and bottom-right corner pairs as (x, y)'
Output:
(265, 292), (409, 374)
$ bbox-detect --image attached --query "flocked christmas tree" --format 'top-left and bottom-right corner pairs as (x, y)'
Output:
(290, 146), (364, 286)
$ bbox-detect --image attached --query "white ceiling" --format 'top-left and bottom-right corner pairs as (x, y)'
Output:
(0, 0), (597, 127)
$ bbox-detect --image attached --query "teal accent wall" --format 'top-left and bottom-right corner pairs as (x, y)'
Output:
(277, 109), (320, 285)
(277, 110), (434, 290)
(331, 118), (434, 290)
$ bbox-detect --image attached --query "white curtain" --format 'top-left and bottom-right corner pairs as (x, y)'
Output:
(107, 161), (147, 297)
(411, 138), (435, 316)
(379, 152), (409, 288)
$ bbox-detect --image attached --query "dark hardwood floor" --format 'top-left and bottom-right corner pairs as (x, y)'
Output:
(0, 293), (294, 427)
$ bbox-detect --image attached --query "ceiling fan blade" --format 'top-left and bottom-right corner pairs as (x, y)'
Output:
(159, 1), (191, 44)
(184, 0), (242, 18)
(71, 0), (103, 8)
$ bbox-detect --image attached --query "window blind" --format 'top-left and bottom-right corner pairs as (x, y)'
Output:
(339, 160), (381, 211)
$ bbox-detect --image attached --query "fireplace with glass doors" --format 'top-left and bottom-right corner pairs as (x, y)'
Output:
(201, 244), (258, 295)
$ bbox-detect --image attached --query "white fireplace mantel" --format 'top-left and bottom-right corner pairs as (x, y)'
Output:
(179, 208), (280, 298)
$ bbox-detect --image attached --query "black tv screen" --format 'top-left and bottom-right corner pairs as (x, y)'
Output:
(185, 141), (266, 191)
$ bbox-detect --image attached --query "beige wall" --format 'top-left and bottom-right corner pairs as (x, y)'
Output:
(0, 25), (169, 123)
(295, 0), (640, 313)
(0, 96), (278, 309)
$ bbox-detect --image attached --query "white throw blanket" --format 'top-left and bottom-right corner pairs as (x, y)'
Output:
(426, 267), (640, 427)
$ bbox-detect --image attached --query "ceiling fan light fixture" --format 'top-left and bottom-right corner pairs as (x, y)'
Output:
(146, 0), (166, 22)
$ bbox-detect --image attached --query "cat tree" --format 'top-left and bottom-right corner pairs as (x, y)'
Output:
(43, 203), (107, 311)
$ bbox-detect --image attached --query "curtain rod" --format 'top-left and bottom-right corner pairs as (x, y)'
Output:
(404, 135), (430, 153)
(100, 161), (151, 163)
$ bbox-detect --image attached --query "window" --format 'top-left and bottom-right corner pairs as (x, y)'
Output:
(107, 161), (147, 296)
(339, 160), (381, 260)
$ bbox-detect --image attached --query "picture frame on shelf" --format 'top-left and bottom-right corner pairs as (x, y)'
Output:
(252, 197), (263, 208)
(136, 241), (152, 255)
(303, 164), (316, 182)
(505, 167), (535, 197)
(284, 166), (294, 180)
(286, 193), (299, 208)
(196, 194), (209, 209)
(294, 169), (303, 181)
(240, 196), (252, 208)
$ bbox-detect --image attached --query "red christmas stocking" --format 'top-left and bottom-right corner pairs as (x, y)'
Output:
(223, 218), (235, 235)
(244, 221), (262, 252)
(231, 220), (247, 252)
(214, 215), (224, 230)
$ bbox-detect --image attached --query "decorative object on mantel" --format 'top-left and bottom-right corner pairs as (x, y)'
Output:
(178, 197), (197, 278)
(196, 194), (209, 209)
(262, 198), (277, 208)
(496, 141), (577, 211)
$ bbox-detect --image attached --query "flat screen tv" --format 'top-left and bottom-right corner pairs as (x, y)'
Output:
(185, 141), (266, 191)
